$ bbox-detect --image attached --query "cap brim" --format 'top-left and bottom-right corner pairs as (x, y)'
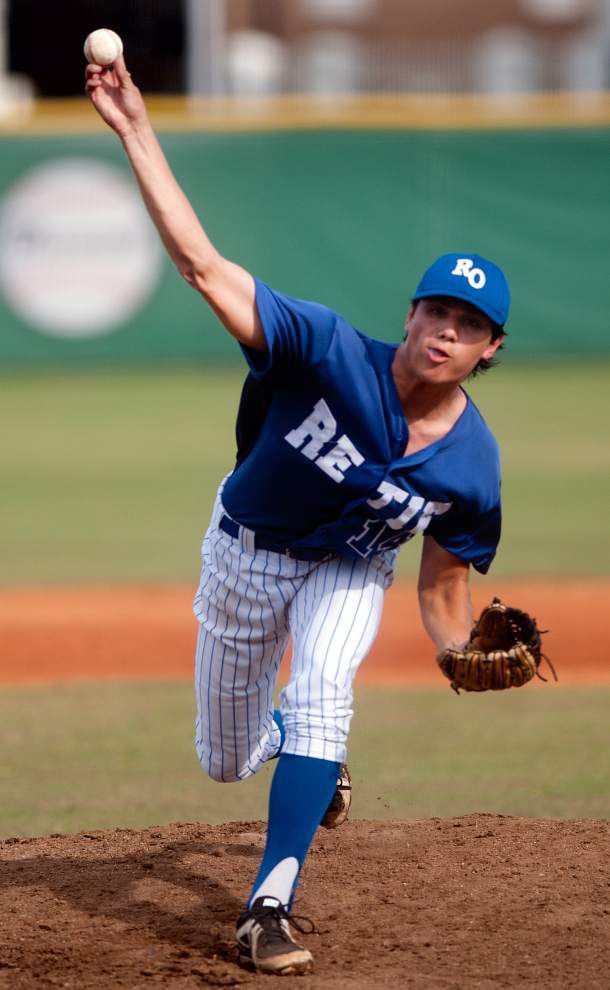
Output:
(412, 287), (505, 328)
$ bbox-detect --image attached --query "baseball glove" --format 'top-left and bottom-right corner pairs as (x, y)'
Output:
(437, 597), (556, 694)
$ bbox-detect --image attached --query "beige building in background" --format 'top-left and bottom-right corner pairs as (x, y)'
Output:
(211, 0), (606, 94)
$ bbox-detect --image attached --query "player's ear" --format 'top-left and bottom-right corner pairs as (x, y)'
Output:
(403, 302), (416, 339)
(481, 334), (505, 360)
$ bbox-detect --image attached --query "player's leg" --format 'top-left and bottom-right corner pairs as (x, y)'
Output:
(193, 620), (286, 783)
(283, 553), (392, 764)
(237, 554), (391, 973)
(193, 510), (294, 782)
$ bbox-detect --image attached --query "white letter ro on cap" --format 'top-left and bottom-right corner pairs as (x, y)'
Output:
(451, 258), (486, 290)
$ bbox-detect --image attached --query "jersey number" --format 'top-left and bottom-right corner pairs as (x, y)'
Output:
(346, 519), (406, 557)
(346, 482), (452, 558)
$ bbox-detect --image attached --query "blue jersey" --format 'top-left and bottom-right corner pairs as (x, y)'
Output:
(221, 281), (501, 573)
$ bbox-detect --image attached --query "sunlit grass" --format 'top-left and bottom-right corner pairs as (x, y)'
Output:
(1, 682), (607, 839)
(1, 361), (608, 583)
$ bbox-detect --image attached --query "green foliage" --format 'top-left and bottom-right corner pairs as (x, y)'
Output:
(1, 682), (607, 839)
(1, 360), (608, 583)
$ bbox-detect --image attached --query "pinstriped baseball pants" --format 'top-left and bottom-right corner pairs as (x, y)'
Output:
(193, 486), (395, 781)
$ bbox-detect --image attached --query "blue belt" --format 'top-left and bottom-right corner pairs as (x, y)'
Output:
(218, 513), (332, 562)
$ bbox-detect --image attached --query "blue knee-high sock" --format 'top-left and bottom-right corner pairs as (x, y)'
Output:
(248, 753), (340, 909)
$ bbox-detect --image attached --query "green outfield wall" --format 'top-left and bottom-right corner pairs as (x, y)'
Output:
(0, 127), (608, 363)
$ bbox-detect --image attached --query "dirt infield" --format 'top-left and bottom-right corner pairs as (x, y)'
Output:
(2, 816), (609, 989)
(2, 584), (609, 987)
(1, 579), (608, 686)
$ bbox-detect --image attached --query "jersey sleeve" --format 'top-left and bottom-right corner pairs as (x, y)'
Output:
(241, 280), (338, 377)
(426, 500), (502, 574)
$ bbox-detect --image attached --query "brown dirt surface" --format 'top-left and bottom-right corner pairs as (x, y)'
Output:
(2, 816), (609, 989)
(0, 579), (608, 686)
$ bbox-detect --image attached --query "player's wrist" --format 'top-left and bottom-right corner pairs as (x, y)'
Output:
(439, 637), (468, 652)
(119, 115), (154, 148)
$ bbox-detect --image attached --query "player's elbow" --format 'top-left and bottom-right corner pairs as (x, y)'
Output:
(418, 568), (465, 595)
(176, 257), (207, 293)
(417, 571), (468, 617)
(178, 251), (222, 298)
(178, 262), (197, 289)
(417, 538), (470, 596)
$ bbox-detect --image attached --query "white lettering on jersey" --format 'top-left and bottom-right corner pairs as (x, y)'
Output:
(367, 482), (449, 531)
(347, 482), (453, 556)
(450, 257), (486, 290)
(346, 497), (452, 557)
(285, 399), (365, 483)
(409, 499), (451, 533)
(366, 480), (407, 510)
(366, 481), (426, 529)
(387, 495), (425, 530)
(316, 434), (364, 483)
(346, 518), (387, 557)
(284, 398), (337, 460)
(366, 481), (428, 529)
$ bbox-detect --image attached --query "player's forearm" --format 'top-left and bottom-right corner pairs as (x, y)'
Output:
(87, 56), (263, 348)
(120, 120), (220, 288)
(417, 576), (473, 652)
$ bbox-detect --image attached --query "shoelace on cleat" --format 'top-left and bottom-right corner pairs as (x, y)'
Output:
(252, 904), (316, 941)
(287, 913), (316, 935)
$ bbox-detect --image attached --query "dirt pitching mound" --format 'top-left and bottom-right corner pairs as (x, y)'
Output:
(2, 817), (609, 989)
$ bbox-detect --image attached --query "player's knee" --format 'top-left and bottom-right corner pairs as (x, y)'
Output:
(195, 741), (229, 782)
(207, 765), (240, 783)
(197, 754), (240, 783)
(194, 741), (251, 783)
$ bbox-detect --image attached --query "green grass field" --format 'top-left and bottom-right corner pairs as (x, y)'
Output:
(1, 682), (608, 839)
(1, 360), (609, 584)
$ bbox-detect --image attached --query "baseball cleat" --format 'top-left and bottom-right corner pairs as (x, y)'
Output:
(320, 762), (351, 829)
(235, 896), (314, 975)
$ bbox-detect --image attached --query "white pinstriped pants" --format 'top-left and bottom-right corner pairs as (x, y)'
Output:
(193, 485), (395, 781)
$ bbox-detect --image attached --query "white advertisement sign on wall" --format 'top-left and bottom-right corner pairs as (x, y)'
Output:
(0, 158), (163, 339)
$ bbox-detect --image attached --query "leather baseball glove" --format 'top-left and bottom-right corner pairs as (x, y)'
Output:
(437, 597), (556, 694)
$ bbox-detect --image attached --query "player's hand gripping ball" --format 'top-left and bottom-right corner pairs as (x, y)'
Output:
(437, 597), (556, 693)
(84, 29), (123, 66)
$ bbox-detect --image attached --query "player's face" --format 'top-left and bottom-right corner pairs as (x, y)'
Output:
(401, 297), (504, 383)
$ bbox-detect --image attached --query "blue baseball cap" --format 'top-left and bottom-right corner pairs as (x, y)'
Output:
(412, 252), (510, 327)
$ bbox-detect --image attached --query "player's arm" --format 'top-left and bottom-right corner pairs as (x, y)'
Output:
(417, 535), (473, 651)
(85, 56), (266, 351)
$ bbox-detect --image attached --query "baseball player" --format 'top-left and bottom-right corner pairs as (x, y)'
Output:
(87, 56), (508, 976)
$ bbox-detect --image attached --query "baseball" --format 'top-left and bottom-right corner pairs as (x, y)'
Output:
(84, 28), (123, 67)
